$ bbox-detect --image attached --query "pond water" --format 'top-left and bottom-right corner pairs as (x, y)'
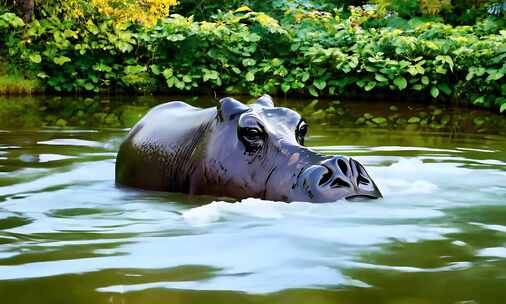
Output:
(0, 96), (506, 303)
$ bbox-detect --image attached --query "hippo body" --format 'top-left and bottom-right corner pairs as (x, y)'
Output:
(115, 95), (382, 202)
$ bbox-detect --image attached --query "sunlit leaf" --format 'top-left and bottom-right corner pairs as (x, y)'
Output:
(431, 87), (439, 98)
(53, 56), (71, 65)
(394, 77), (407, 90)
(30, 54), (42, 63)
(313, 79), (326, 90)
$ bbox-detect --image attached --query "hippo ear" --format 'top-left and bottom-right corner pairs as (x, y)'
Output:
(255, 94), (274, 107)
(218, 97), (250, 121)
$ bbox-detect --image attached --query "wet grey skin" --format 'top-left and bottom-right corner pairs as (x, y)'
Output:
(115, 95), (382, 203)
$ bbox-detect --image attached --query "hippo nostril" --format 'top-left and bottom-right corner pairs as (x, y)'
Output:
(337, 159), (348, 176)
(330, 177), (351, 188)
(358, 175), (370, 185)
(318, 167), (333, 186)
(317, 164), (352, 188)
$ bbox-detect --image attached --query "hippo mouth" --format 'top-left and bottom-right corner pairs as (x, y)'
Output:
(294, 157), (382, 202)
(345, 194), (381, 201)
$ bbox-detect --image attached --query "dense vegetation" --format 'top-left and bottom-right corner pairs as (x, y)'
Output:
(0, 0), (505, 112)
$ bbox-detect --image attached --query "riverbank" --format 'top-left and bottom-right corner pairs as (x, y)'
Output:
(1, 3), (505, 113)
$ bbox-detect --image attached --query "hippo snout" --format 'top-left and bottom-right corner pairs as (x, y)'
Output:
(298, 156), (382, 202)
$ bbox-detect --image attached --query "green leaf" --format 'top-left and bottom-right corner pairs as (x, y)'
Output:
(408, 116), (421, 124)
(29, 54), (42, 63)
(53, 56), (71, 65)
(393, 77), (407, 90)
(182, 75), (192, 83)
(64, 29), (78, 39)
(36, 72), (48, 79)
(242, 58), (256, 66)
(308, 86), (318, 97)
(421, 76), (429, 85)
(301, 71), (310, 82)
(465, 71), (474, 81)
(365, 65), (378, 72)
(166, 34), (185, 42)
(245, 71), (255, 82)
(473, 96), (485, 104)
(84, 83), (94, 91)
(372, 117), (386, 124)
(4, 13), (24, 27)
(407, 65), (424, 76)
(438, 83), (451, 95)
(93, 63), (112, 72)
(500, 103), (506, 113)
(124, 65), (146, 74)
(431, 87), (439, 98)
(313, 79), (326, 90)
(166, 76), (175, 87)
(281, 83), (290, 93)
(435, 65), (446, 74)
(486, 71), (504, 82)
(375, 73), (388, 82)
(235, 6), (252, 12)
(203, 69), (219, 82)
(162, 68), (173, 79)
(365, 81), (376, 91)
(175, 79), (185, 90)
(150, 65), (161, 75)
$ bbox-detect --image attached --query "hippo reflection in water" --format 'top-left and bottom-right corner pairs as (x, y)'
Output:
(115, 95), (382, 203)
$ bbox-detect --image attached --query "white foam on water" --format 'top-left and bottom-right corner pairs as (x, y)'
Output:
(182, 202), (224, 225)
(182, 199), (286, 226)
(37, 138), (104, 148)
(342, 261), (472, 272)
(456, 147), (496, 153)
(452, 240), (467, 246)
(470, 222), (506, 233)
(182, 197), (446, 227)
(477, 247), (506, 258)
(379, 178), (438, 195)
(39, 154), (76, 162)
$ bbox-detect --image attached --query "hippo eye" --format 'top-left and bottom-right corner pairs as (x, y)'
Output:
(239, 127), (265, 153)
(242, 127), (263, 141)
(296, 123), (308, 145)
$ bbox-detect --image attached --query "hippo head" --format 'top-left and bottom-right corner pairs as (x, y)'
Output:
(200, 95), (382, 203)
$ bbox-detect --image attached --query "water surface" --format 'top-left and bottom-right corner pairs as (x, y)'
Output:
(0, 98), (506, 303)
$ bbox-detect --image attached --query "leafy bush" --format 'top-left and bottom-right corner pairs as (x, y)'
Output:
(0, 4), (505, 112)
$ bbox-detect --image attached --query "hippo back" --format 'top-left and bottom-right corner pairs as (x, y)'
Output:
(115, 102), (216, 192)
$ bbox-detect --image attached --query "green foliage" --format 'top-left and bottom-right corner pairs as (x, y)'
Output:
(372, 0), (420, 18)
(367, 0), (505, 26)
(0, 65), (41, 95)
(0, 3), (505, 112)
(173, 0), (354, 21)
(0, 11), (24, 28)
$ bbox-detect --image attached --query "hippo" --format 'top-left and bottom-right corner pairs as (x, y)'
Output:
(115, 95), (382, 202)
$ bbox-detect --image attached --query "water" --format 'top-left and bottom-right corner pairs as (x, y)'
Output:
(1, 98), (506, 303)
